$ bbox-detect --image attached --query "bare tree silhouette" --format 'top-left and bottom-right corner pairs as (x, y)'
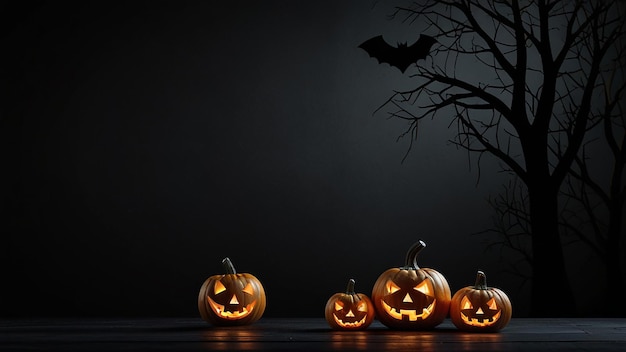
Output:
(476, 2), (626, 316)
(552, 29), (625, 315)
(363, 0), (625, 316)
(481, 2), (626, 316)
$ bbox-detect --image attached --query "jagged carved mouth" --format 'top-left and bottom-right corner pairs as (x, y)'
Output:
(461, 310), (501, 326)
(207, 297), (256, 319)
(381, 300), (435, 321)
(333, 313), (367, 328)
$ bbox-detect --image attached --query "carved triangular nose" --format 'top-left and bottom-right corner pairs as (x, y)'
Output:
(403, 293), (413, 303)
(230, 295), (239, 305)
(476, 307), (484, 315)
(346, 310), (355, 317)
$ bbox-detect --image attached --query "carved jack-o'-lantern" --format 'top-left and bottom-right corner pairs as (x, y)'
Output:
(198, 257), (266, 326)
(371, 240), (451, 330)
(450, 271), (512, 332)
(325, 279), (375, 330)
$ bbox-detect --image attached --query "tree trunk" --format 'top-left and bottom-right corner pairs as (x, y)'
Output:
(523, 127), (576, 316)
(528, 180), (576, 317)
(605, 188), (625, 316)
(605, 233), (624, 316)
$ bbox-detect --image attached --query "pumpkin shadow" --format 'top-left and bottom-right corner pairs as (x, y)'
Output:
(300, 325), (460, 334)
(147, 325), (210, 333)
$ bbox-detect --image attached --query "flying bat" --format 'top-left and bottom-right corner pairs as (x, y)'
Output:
(359, 34), (437, 73)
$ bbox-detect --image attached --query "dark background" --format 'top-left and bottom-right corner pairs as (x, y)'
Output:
(2, 1), (610, 318)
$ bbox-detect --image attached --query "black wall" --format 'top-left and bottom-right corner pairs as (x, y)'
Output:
(2, 0), (578, 318)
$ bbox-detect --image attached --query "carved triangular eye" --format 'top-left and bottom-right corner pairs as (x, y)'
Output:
(357, 301), (368, 312)
(242, 282), (254, 295)
(386, 280), (400, 294)
(487, 297), (498, 310)
(414, 280), (431, 296)
(335, 301), (344, 311)
(214, 280), (226, 295)
(461, 296), (473, 310)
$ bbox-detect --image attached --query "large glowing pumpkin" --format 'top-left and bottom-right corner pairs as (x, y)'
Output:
(198, 257), (266, 326)
(450, 270), (512, 332)
(371, 240), (451, 329)
(325, 279), (375, 330)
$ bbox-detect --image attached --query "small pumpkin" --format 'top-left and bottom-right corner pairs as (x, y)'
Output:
(325, 279), (375, 330)
(198, 257), (266, 326)
(450, 270), (512, 332)
(371, 240), (451, 330)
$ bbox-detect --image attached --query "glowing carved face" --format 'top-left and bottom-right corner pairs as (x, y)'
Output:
(381, 277), (436, 321)
(325, 279), (375, 331)
(460, 296), (501, 327)
(332, 298), (370, 328)
(207, 278), (258, 320)
(449, 271), (511, 332)
(371, 242), (452, 330)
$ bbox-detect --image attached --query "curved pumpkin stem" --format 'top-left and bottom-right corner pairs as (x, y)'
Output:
(222, 257), (237, 274)
(345, 279), (356, 295)
(474, 270), (488, 290)
(404, 240), (426, 269)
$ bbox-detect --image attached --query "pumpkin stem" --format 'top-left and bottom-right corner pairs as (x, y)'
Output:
(222, 257), (237, 274)
(474, 270), (488, 290)
(404, 240), (426, 269)
(345, 279), (356, 295)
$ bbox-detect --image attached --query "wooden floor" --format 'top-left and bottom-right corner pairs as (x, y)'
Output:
(1, 317), (625, 351)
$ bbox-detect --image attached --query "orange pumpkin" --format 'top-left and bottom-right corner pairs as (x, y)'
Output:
(198, 257), (266, 326)
(325, 279), (375, 330)
(371, 240), (451, 329)
(450, 271), (512, 332)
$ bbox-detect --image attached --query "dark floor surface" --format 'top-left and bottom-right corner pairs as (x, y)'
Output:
(1, 317), (625, 351)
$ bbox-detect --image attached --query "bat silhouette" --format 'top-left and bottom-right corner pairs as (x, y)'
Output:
(359, 34), (437, 73)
